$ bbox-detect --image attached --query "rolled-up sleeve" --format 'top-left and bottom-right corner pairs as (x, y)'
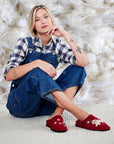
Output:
(3, 38), (28, 79)
(55, 39), (76, 65)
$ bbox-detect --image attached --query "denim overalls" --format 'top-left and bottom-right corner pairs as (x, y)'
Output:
(6, 37), (86, 118)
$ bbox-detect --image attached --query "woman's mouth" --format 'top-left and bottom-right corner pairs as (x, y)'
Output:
(41, 25), (48, 28)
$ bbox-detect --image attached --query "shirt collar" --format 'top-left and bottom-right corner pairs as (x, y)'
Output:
(34, 36), (39, 42)
(34, 35), (56, 47)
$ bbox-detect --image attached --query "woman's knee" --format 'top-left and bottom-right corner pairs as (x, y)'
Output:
(70, 64), (86, 71)
(66, 65), (86, 76)
(27, 68), (40, 78)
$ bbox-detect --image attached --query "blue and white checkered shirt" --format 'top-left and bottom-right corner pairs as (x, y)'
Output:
(3, 36), (76, 79)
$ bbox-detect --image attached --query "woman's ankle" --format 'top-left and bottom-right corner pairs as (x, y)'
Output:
(78, 113), (90, 121)
(49, 108), (64, 119)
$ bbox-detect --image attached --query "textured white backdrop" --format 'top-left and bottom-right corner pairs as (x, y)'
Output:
(0, 0), (114, 104)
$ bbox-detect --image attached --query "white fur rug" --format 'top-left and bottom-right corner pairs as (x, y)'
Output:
(0, 0), (114, 104)
(0, 104), (114, 144)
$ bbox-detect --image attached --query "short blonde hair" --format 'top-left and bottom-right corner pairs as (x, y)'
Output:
(28, 5), (56, 37)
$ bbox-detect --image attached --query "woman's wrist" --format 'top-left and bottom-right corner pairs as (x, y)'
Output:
(31, 59), (41, 69)
(62, 31), (74, 44)
(62, 31), (78, 47)
(62, 31), (69, 39)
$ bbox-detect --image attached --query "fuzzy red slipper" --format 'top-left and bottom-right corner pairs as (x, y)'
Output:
(46, 115), (68, 132)
(75, 114), (110, 131)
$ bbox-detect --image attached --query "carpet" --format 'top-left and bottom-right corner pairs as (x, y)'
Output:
(0, 104), (114, 144)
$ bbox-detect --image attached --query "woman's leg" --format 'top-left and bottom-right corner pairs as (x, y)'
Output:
(47, 88), (110, 132)
(49, 86), (78, 119)
(49, 65), (87, 120)
(51, 89), (89, 121)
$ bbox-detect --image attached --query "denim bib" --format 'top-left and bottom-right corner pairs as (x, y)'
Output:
(9, 37), (59, 92)
(23, 37), (58, 68)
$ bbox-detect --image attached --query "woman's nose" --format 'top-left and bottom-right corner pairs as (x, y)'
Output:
(41, 18), (46, 24)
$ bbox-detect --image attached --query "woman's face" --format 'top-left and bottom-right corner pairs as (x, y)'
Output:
(34, 8), (53, 35)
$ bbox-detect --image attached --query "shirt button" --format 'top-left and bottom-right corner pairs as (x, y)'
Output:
(12, 84), (15, 87)
(29, 50), (32, 53)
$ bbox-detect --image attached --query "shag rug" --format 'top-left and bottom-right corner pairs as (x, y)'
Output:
(0, 104), (114, 144)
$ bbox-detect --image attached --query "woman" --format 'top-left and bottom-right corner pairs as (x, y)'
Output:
(4, 5), (110, 132)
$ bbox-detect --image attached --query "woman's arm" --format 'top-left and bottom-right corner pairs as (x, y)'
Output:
(46, 26), (89, 67)
(5, 60), (39, 81)
(63, 31), (89, 67)
(5, 59), (56, 81)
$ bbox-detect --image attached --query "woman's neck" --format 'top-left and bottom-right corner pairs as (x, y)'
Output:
(37, 33), (52, 47)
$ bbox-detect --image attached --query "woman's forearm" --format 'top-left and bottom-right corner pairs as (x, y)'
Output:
(5, 60), (40, 81)
(63, 31), (89, 67)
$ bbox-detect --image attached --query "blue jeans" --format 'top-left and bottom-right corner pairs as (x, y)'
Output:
(6, 50), (86, 118)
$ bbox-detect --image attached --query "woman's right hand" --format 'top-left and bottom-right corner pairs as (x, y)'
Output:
(35, 59), (57, 78)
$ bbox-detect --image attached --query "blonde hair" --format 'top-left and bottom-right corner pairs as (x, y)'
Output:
(28, 5), (56, 37)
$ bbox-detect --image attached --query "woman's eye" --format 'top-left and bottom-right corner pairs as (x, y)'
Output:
(35, 19), (39, 21)
(44, 16), (48, 18)
(35, 19), (40, 22)
(35, 16), (48, 22)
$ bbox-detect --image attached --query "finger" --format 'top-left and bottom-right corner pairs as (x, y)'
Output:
(53, 69), (57, 75)
(47, 68), (53, 77)
(50, 70), (55, 77)
(50, 69), (56, 77)
(51, 29), (56, 35)
(48, 26), (57, 35)
(47, 27), (54, 34)
(50, 66), (56, 73)
(49, 29), (55, 35)
(48, 71), (52, 77)
(50, 72), (54, 77)
(52, 71), (56, 77)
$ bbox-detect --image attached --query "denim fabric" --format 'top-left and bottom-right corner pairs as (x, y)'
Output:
(6, 37), (86, 118)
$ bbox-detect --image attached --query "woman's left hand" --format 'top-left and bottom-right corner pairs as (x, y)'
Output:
(46, 26), (66, 37)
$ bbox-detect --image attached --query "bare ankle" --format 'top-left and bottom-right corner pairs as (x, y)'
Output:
(49, 108), (63, 119)
(79, 114), (90, 121)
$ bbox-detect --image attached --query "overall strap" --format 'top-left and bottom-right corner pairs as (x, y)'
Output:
(26, 37), (33, 48)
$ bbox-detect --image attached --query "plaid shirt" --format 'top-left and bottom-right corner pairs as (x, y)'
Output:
(3, 36), (76, 79)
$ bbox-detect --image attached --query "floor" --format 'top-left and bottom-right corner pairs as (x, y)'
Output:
(0, 104), (114, 144)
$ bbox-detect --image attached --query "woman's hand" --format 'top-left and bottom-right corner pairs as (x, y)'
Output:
(46, 25), (66, 37)
(35, 59), (57, 78)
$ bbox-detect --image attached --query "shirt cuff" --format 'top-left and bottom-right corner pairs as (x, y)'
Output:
(3, 65), (16, 80)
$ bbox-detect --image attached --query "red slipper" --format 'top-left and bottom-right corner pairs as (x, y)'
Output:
(75, 114), (110, 131)
(46, 115), (68, 132)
